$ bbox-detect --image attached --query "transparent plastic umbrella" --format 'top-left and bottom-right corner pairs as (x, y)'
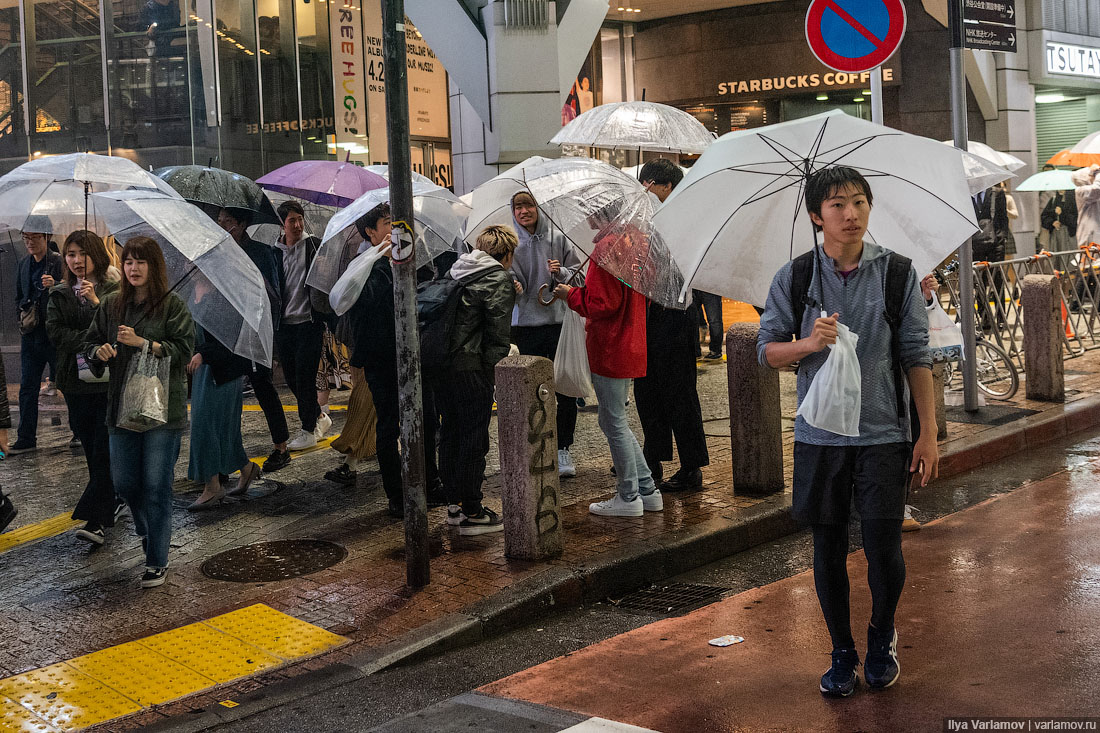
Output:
(940, 140), (1026, 172)
(89, 190), (274, 367)
(5, 152), (179, 191)
(550, 101), (716, 154)
(364, 165), (435, 185)
(154, 165), (281, 227)
(307, 180), (469, 293)
(464, 156), (687, 308)
(655, 110), (980, 307)
(248, 190), (338, 246)
(958, 150), (1015, 195)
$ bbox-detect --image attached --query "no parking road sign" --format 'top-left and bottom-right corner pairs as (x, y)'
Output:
(806, 0), (907, 74)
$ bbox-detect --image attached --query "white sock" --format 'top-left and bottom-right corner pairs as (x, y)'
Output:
(343, 456), (359, 471)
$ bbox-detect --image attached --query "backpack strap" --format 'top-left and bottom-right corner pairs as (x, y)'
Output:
(882, 252), (913, 424)
(789, 250), (817, 335)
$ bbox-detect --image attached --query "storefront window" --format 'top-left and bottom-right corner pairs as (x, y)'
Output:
(295, 0), (334, 161)
(257, 0), (301, 171)
(0, 1), (27, 163)
(213, 0), (261, 176)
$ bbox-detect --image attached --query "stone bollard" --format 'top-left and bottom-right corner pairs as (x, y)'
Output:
(726, 323), (784, 495)
(1021, 274), (1064, 402)
(495, 355), (563, 560)
(932, 363), (947, 440)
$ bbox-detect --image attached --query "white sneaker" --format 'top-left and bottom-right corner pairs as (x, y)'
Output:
(314, 411), (333, 439)
(446, 505), (466, 526)
(558, 449), (576, 478)
(287, 429), (317, 451)
(589, 495), (643, 517)
(641, 489), (663, 512)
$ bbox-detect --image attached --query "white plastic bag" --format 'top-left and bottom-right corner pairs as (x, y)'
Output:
(328, 243), (391, 316)
(926, 301), (963, 364)
(554, 309), (594, 399)
(797, 311), (861, 437)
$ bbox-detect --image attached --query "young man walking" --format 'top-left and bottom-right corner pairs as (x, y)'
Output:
(757, 166), (938, 697)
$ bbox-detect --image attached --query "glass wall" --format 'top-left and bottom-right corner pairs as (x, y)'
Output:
(294, 0), (334, 161)
(0, 0), (27, 162)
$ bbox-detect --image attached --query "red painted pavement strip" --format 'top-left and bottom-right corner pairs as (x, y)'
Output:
(480, 464), (1100, 732)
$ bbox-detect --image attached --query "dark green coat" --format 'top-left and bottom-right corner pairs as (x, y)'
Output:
(46, 279), (120, 395)
(83, 291), (194, 430)
(449, 266), (516, 372)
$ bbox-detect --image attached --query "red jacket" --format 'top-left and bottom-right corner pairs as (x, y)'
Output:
(566, 262), (647, 379)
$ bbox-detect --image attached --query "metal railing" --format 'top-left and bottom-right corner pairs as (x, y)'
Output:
(935, 246), (1100, 371)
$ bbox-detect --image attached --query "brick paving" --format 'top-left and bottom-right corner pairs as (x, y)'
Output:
(2, 342), (1100, 731)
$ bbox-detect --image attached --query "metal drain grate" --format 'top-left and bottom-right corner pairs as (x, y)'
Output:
(202, 540), (347, 582)
(612, 583), (728, 617)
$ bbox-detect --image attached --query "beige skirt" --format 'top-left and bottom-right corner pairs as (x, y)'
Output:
(330, 367), (378, 460)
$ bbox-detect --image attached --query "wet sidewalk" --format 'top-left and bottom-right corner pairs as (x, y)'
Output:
(3, 341), (1100, 731)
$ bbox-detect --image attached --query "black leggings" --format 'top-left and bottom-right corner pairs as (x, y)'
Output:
(812, 520), (906, 651)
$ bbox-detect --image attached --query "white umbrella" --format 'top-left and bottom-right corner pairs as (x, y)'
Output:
(364, 164), (435, 185)
(1016, 169), (1076, 191)
(958, 151), (1015, 195)
(307, 180), (469, 293)
(656, 110), (979, 307)
(940, 140), (1026, 172)
(90, 191), (274, 367)
(551, 101), (716, 154)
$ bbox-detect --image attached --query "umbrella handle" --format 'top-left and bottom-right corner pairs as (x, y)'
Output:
(537, 283), (556, 306)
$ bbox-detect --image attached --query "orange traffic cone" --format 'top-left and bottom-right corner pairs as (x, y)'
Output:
(1062, 300), (1075, 338)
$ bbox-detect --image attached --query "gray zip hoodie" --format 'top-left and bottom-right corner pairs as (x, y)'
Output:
(509, 205), (585, 327)
(756, 241), (931, 446)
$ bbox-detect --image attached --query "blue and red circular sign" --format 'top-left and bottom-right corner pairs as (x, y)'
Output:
(806, 0), (906, 73)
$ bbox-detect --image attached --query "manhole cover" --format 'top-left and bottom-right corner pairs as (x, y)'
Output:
(612, 583), (728, 617)
(201, 540), (347, 582)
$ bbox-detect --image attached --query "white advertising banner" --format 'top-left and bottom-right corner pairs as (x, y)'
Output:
(329, 0), (370, 161)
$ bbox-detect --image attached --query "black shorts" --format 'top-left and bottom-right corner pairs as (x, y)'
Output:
(792, 442), (910, 525)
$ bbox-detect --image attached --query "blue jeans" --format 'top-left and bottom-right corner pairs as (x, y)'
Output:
(592, 374), (655, 502)
(17, 330), (55, 444)
(109, 427), (182, 569)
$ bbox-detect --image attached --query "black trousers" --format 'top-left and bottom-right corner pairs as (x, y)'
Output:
(435, 369), (494, 514)
(634, 306), (709, 470)
(362, 357), (439, 504)
(66, 391), (116, 527)
(275, 320), (325, 432)
(251, 363), (290, 446)
(693, 290), (724, 355)
(511, 323), (577, 449)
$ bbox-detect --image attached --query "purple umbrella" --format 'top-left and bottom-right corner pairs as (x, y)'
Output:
(257, 160), (387, 208)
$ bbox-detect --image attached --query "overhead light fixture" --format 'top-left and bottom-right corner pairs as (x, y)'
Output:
(816, 94), (829, 101)
(852, 96), (865, 102)
(1035, 92), (1067, 104)
(617, 6), (624, 9)
(861, 89), (871, 95)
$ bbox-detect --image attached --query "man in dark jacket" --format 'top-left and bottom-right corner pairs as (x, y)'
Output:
(436, 225), (517, 534)
(349, 204), (443, 517)
(11, 230), (64, 454)
(971, 187), (1011, 331)
(633, 159), (710, 491)
(217, 208), (292, 470)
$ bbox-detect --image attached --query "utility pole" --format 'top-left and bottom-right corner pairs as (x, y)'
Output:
(382, 0), (430, 587)
(948, 0), (980, 411)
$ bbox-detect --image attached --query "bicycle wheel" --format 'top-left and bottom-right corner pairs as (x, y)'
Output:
(974, 340), (1019, 400)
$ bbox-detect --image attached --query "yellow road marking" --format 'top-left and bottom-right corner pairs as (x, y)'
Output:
(0, 604), (349, 731)
(241, 404), (347, 412)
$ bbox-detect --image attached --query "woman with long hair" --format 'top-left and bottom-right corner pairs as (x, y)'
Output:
(84, 236), (193, 588)
(46, 230), (123, 546)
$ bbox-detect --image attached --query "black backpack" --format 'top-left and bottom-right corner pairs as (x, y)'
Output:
(790, 248), (913, 427)
(417, 270), (492, 372)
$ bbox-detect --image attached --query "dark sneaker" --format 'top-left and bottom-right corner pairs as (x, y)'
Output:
(0, 495), (17, 533)
(113, 498), (129, 525)
(865, 626), (900, 689)
(704, 352), (723, 360)
(264, 449), (291, 472)
(7, 439), (36, 455)
(140, 567), (168, 588)
(659, 467), (703, 492)
(75, 523), (106, 546)
(387, 500), (405, 519)
(820, 648), (860, 697)
(69, 434), (82, 449)
(324, 463), (357, 486)
(458, 507), (504, 536)
(426, 479), (447, 508)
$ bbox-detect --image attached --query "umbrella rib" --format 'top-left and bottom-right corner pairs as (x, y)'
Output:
(836, 163), (978, 226)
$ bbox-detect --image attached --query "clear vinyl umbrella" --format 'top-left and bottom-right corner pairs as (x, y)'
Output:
(941, 140), (1026, 172)
(307, 180), (469, 293)
(464, 156), (687, 308)
(90, 191), (274, 366)
(248, 190), (338, 247)
(654, 110), (980, 307)
(550, 101), (716, 154)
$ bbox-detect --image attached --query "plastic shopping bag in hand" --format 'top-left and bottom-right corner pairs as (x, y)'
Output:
(926, 300), (963, 364)
(554, 309), (594, 399)
(796, 312), (861, 437)
(329, 242), (392, 316)
(117, 340), (170, 432)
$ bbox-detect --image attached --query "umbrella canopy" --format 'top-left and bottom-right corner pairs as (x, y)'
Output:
(256, 160), (387, 208)
(464, 156), (687, 308)
(1054, 131), (1100, 168)
(154, 165), (281, 226)
(364, 164), (435, 185)
(550, 101), (716, 154)
(941, 140), (1026, 172)
(307, 181), (470, 293)
(655, 110), (979, 307)
(90, 190), (274, 366)
(957, 151), (1015, 195)
(248, 190), (338, 247)
(1016, 169), (1077, 191)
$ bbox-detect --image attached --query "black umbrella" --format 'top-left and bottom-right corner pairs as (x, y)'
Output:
(153, 165), (281, 227)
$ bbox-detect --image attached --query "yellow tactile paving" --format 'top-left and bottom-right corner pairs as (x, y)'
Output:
(0, 695), (59, 732)
(0, 513), (80, 554)
(241, 404), (347, 411)
(0, 663), (142, 731)
(204, 604), (350, 660)
(66, 643), (216, 707)
(136, 621), (284, 684)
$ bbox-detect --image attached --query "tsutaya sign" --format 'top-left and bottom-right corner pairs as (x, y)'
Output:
(718, 67), (896, 96)
(1046, 42), (1100, 79)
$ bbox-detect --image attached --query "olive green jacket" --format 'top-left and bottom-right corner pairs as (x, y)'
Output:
(46, 279), (120, 395)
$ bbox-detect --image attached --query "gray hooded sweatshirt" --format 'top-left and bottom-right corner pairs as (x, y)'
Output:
(509, 204), (585, 327)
